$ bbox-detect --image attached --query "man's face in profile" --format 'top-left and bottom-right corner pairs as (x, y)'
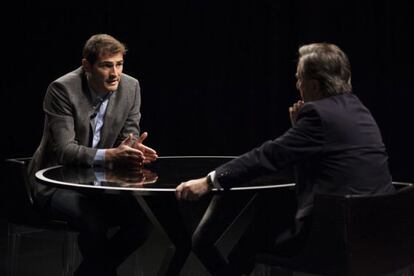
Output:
(295, 60), (321, 102)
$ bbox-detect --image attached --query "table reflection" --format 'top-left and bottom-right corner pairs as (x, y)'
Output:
(44, 166), (159, 188)
(39, 156), (295, 191)
(39, 156), (232, 190)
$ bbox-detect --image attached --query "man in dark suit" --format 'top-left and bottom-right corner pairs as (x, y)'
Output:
(176, 43), (395, 275)
(28, 34), (158, 276)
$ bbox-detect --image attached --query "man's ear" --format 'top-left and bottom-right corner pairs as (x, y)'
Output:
(309, 79), (323, 100)
(82, 58), (91, 73)
(307, 79), (323, 101)
(310, 79), (320, 93)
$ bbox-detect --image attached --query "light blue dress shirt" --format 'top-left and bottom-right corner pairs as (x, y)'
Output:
(90, 90), (112, 166)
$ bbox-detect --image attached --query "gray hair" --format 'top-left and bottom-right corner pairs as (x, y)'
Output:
(298, 43), (352, 96)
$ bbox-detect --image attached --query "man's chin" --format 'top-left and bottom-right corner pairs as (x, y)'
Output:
(106, 85), (119, 92)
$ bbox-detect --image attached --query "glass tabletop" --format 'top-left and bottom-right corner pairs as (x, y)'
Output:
(36, 156), (295, 193)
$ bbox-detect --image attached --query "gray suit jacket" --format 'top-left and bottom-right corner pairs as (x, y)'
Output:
(28, 67), (141, 207)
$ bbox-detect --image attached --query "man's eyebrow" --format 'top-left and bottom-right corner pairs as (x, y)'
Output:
(98, 60), (124, 65)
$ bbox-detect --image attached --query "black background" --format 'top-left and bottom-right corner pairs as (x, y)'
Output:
(3, 0), (413, 181)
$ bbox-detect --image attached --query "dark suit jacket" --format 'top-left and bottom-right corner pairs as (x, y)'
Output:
(28, 67), (142, 207)
(215, 93), (394, 219)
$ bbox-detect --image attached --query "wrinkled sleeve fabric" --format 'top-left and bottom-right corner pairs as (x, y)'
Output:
(215, 104), (326, 189)
(44, 82), (97, 166)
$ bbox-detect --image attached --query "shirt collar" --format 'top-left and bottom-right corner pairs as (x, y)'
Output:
(89, 87), (112, 106)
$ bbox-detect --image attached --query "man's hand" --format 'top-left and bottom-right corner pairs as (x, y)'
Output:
(176, 177), (212, 201)
(105, 136), (144, 168)
(130, 132), (158, 164)
(289, 100), (304, 126)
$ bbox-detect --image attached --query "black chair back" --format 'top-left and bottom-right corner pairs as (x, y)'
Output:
(5, 157), (39, 224)
(4, 157), (79, 276)
(5, 157), (67, 228)
(256, 182), (414, 276)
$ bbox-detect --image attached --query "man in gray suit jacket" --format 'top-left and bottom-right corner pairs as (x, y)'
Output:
(176, 43), (395, 275)
(29, 34), (157, 276)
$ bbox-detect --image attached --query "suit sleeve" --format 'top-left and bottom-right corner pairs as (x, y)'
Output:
(43, 82), (97, 166)
(215, 104), (326, 188)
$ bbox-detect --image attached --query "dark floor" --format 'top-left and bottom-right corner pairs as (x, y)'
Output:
(2, 218), (414, 276)
(0, 217), (297, 276)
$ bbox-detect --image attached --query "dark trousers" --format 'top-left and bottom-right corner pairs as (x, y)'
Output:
(192, 188), (304, 276)
(49, 189), (152, 276)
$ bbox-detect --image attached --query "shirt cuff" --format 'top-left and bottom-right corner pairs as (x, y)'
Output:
(208, 171), (223, 189)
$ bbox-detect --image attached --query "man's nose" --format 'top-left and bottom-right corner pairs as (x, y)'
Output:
(109, 65), (119, 76)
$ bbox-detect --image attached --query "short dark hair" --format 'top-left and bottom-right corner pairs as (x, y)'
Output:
(298, 43), (352, 96)
(82, 34), (127, 65)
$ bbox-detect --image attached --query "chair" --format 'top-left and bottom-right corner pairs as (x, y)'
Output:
(256, 182), (414, 276)
(4, 157), (79, 276)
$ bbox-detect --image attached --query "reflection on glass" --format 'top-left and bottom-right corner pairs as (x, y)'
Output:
(42, 157), (294, 189)
(105, 168), (158, 187)
(46, 166), (159, 188)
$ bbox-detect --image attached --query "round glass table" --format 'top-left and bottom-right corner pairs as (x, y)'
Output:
(35, 156), (296, 275)
(35, 156), (295, 193)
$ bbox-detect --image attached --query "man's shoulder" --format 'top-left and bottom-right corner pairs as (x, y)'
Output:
(305, 93), (360, 113)
(297, 101), (320, 120)
(120, 72), (139, 87)
(53, 67), (83, 86)
(46, 67), (84, 99)
(317, 92), (358, 106)
(296, 93), (358, 122)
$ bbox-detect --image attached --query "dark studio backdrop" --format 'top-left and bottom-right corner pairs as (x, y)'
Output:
(3, 1), (414, 197)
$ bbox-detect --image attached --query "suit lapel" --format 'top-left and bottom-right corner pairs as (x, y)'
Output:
(98, 91), (118, 148)
(79, 74), (98, 146)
